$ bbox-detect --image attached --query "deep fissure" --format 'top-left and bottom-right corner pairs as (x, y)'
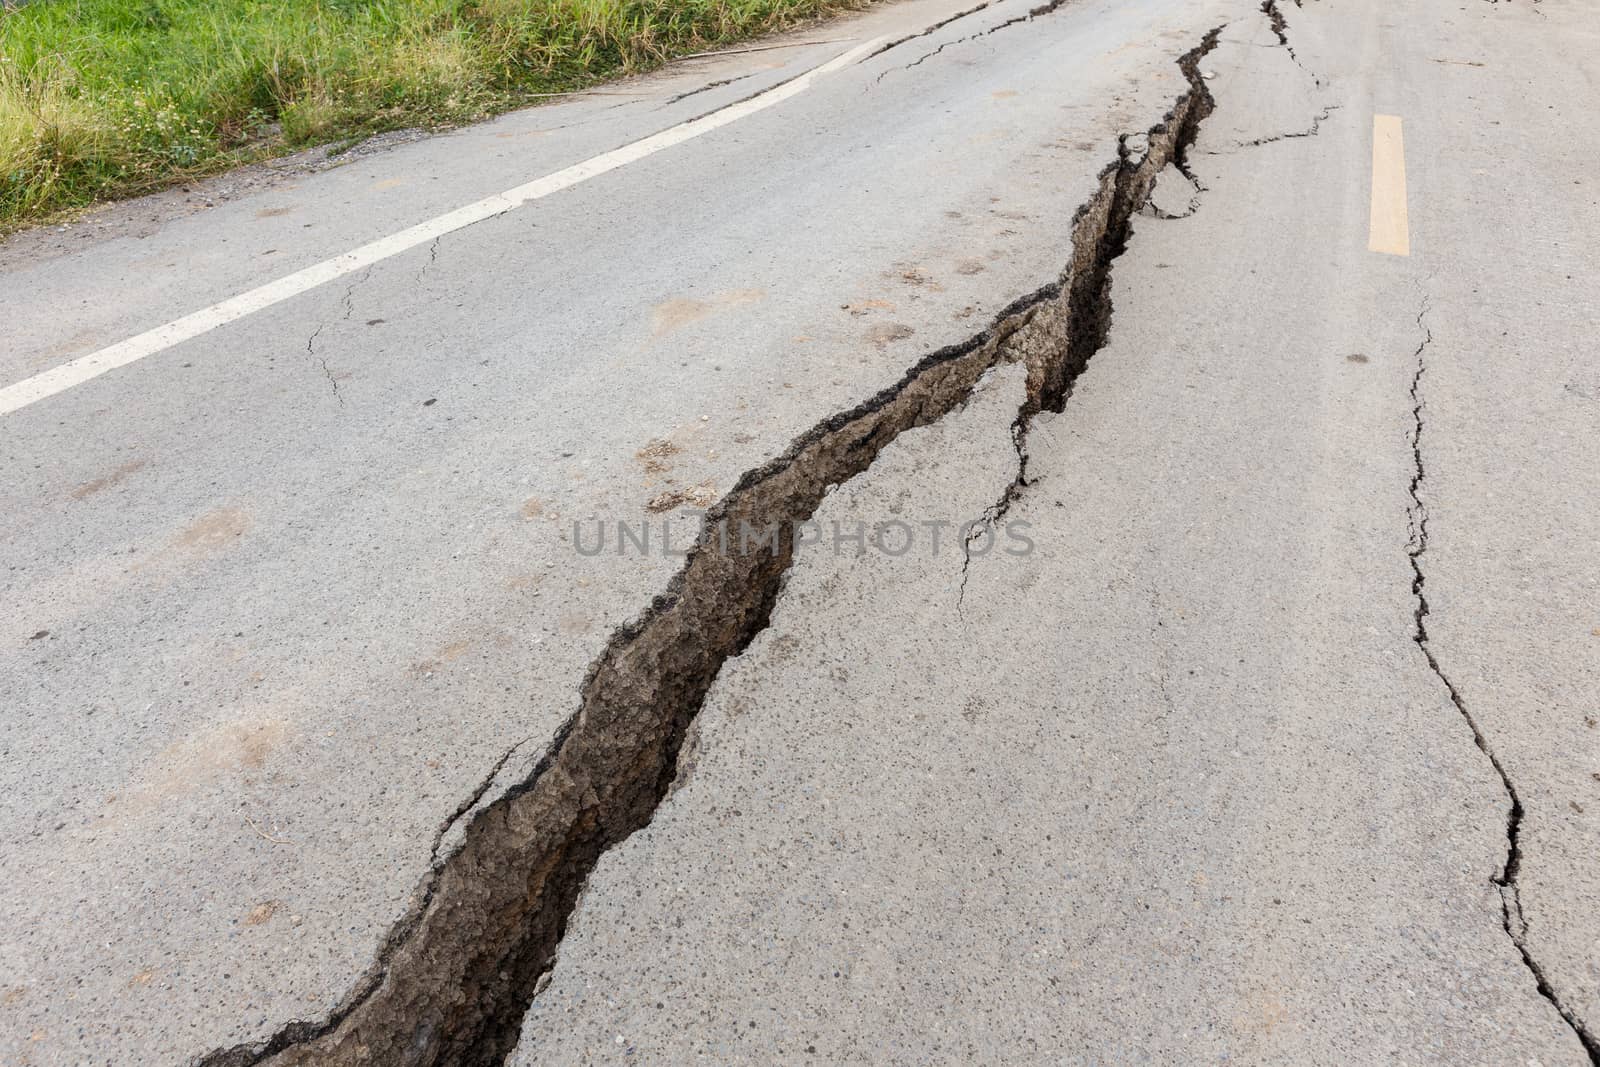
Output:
(1405, 301), (1600, 1063)
(1261, 0), (1293, 54)
(959, 34), (1219, 605)
(198, 26), (1224, 1067)
(1259, 0), (1320, 81)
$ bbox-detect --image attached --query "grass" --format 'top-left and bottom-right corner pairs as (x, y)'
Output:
(0, 0), (863, 230)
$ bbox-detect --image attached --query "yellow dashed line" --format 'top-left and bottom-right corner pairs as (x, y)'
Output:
(1368, 114), (1410, 256)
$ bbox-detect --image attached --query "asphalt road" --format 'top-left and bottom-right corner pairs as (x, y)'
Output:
(1, 0), (1596, 1063)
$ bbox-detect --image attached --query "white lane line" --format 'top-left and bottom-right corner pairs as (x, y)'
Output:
(0, 36), (884, 418)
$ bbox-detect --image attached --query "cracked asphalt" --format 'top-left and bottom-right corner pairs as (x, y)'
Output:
(2, 0), (1597, 1063)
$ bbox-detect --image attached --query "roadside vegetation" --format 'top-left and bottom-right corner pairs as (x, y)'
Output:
(0, 0), (861, 230)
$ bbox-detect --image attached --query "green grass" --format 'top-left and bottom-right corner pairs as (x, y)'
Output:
(0, 0), (862, 229)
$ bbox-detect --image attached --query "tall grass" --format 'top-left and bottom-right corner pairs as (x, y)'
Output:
(0, 0), (861, 229)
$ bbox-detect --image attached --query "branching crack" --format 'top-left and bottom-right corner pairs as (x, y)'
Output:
(957, 401), (1032, 613)
(1212, 102), (1341, 151)
(880, 33), (970, 80)
(865, 1), (993, 60)
(302, 266), (373, 406)
(318, 356), (344, 405)
(418, 235), (441, 284)
(1260, 0), (1321, 82)
(662, 72), (757, 106)
(1261, 0), (1295, 58)
(429, 737), (537, 866)
(1140, 156), (1204, 220)
(1406, 295), (1600, 1064)
(340, 266), (371, 321)
(302, 265), (374, 406)
(878, 0), (1070, 82)
(197, 25), (1228, 1067)
(304, 324), (325, 358)
(961, 40), (1220, 607)
(304, 323), (344, 407)
(1480, 0), (1546, 16)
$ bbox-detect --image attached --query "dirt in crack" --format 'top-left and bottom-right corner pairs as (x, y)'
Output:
(1260, 0), (1318, 80)
(196, 27), (1224, 1067)
(959, 34), (1218, 604)
(1405, 301), (1600, 1064)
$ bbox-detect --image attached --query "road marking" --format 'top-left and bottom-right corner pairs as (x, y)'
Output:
(1368, 114), (1409, 256)
(0, 36), (884, 418)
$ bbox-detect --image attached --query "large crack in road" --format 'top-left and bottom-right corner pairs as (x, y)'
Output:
(1405, 295), (1600, 1064)
(194, 4), (1600, 1062)
(197, 24), (1226, 1067)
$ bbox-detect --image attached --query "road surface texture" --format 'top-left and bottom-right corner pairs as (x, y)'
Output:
(1, 0), (1596, 1063)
